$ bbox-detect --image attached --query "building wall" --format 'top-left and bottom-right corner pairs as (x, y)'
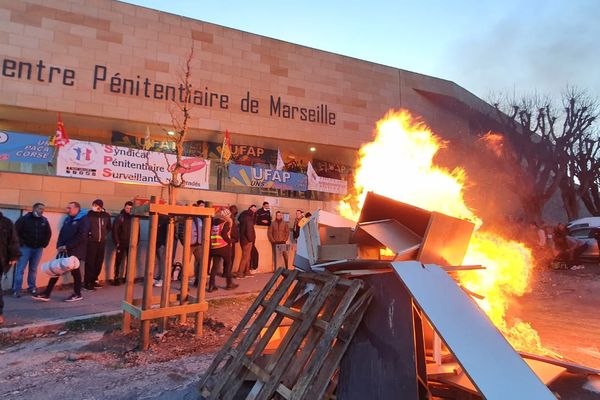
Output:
(0, 0), (571, 232)
(0, 0), (405, 148)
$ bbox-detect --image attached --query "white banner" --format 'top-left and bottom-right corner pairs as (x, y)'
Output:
(57, 140), (210, 189)
(307, 162), (348, 195)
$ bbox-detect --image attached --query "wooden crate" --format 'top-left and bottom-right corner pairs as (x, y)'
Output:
(198, 268), (373, 400)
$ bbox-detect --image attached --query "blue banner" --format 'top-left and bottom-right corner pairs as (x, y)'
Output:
(0, 131), (52, 164)
(228, 163), (307, 191)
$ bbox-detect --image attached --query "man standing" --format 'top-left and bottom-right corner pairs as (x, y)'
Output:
(255, 202), (272, 226)
(267, 211), (290, 269)
(13, 203), (51, 296)
(292, 210), (304, 242)
(111, 201), (133, 285)
(33, 202), (88, 302)
(208, 209), (238, 292)
(84, 199), (111, 291)
(153, 214), (169, 287)
(0, 212), (20, 325)
(237, 205), (256, 278)
(228, 205), (239, 274)
(190, 200), (205, 287)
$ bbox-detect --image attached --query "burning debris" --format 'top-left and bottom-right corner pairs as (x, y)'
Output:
(339, 110), (549, 356)
(199, 111), (599, 399)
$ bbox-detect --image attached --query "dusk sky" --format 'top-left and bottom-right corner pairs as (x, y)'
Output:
(126, 0), (600, 103)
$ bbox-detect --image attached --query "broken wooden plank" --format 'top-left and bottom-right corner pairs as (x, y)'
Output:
(392, 261), (555, 400)
(519, 352), (600, 376)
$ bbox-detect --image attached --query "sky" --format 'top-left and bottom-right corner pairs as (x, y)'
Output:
(125, 0), (600, 103)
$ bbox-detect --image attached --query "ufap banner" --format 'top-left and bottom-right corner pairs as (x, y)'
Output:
(57, 139), (210, 189)
(228, 163), (307, 191)
(307, 162), (348, 195)
(209, 142), (278, 166)
(0, 131), (52, 164)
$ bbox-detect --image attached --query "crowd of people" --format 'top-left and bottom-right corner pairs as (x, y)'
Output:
(0, 199), (314, 325)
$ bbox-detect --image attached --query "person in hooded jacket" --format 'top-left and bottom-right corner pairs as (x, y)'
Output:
(0, 212), (21, 325)
(111, 201), (134, 285)
(84, 199), (112, 291)
(208, 209), (238, 292)
(13, 202), (51, 296)
(33, 201), (89, 302)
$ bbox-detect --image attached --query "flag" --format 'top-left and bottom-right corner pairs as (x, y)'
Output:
(276, 148), (285, 170)
(221, 129), (232, 163)
(54, 112), (69, 148)
(143, 126), (152, 150)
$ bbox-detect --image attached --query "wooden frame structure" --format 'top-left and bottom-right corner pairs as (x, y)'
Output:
(199, 268), (373, 400)
(121, 196), (215, 350)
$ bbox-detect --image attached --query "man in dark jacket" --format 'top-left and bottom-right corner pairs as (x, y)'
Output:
(111, 201), (133, 285)
(229, 205), (239, 274)
(84, 199), (112, 291)
(13, 203), (51, 296)
(0, 212), (21, 325)
(236, 205), (256, 278)
(255, 202), (272, 226)
(33, 202), (89, 302)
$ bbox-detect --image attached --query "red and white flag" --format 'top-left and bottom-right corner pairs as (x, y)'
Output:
(54, 112), (69, 148)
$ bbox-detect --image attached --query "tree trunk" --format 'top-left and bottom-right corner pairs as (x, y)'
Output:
(559, 180), (579, 221)
(520, 195), (543, 225)
(168, 185), (177, 206)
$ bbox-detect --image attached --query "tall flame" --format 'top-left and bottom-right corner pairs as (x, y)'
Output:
(339, 110), (553, 355)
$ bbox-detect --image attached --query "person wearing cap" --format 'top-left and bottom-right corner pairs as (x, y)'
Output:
(208, 208), (238, 292)
(111, 201), (134, 285)
(84, 199), (112, 291)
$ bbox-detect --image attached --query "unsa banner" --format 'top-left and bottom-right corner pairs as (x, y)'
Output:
(57, 139), (210, 189)
(228, 163), (307, 191)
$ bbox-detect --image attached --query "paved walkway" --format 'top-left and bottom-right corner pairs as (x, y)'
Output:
(1, 273), (271, 331)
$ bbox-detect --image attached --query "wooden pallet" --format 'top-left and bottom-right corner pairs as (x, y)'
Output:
(198, 268), (373, 400)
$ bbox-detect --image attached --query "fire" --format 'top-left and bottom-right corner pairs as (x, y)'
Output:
(339, 110), (553, 355)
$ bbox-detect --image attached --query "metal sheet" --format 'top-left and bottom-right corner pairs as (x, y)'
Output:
(317, 210), (356, 228)
(417, 212), (474, 266)
(293, 213), (320, 271)
(358, 191), (431, 237)
(392, 261), (554, 400)
(355, 219), (422, 255)
(337, 272), (422, 400)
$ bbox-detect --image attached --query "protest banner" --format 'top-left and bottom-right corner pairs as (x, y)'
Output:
(0, 131), (52, 164)
(228, 163), (307, 191)
(57, 139), (210, 189)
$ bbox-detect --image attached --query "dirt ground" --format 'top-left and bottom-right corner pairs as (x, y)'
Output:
(516, 263), (600, 369)
(0, 296), (256, 400)
(1, 267), (599, 400)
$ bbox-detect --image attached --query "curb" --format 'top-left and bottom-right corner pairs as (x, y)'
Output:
(0, 310), (122, 335)
(0, 291), (259, 336)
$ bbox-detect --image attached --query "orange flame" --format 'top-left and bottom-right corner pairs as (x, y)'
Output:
(480, 131), (505, 157)
(339, 110), (553, 355)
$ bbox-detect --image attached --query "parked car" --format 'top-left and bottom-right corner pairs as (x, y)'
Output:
(566, 218), (600, 261)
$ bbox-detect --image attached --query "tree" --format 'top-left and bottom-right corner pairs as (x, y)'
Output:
(485, 89), (597, 223)
(150, 47), (196, 205)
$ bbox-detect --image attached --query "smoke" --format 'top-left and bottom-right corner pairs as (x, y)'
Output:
(438, 0), (600, 100)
